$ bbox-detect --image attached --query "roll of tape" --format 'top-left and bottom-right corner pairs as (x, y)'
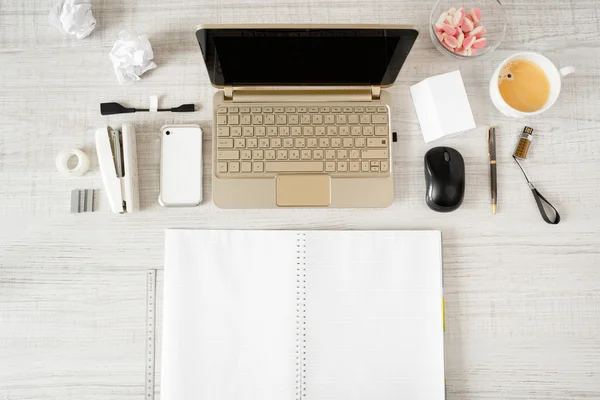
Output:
(55, 148), (90, 177)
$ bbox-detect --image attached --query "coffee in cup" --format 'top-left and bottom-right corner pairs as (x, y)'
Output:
(498, 59), (550, 113)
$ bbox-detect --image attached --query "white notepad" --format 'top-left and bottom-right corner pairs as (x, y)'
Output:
(162, 230), (445, 400)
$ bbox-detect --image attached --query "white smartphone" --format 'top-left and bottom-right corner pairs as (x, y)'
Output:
(159, 124), (203, 207)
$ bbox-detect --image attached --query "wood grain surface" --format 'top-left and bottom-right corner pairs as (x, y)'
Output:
(1, 0), (599, 399)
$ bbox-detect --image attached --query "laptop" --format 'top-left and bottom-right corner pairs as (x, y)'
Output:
(196, 25), (418, 208)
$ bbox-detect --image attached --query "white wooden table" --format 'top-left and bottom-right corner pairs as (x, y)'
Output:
(1, 0), (599, 399)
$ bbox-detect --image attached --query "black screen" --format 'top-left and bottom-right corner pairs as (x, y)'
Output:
(197, 28), (418, 86)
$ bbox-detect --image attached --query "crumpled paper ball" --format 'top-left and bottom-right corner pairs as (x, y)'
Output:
(109, 31), (157, 84)
(49, 0), (96, 40)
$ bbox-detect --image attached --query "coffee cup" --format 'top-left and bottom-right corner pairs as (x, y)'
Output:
(489, 52), (575, 119)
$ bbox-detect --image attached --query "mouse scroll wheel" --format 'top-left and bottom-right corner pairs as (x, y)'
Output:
(444, 151), (450, 162)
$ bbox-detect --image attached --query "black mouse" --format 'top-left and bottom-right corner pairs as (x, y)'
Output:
(424, 147), (465, 212)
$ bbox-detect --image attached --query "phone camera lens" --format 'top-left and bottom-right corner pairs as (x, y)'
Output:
(166, 131), (170, 135)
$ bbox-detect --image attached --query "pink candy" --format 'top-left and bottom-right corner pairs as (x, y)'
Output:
(434, 6), (489, 56)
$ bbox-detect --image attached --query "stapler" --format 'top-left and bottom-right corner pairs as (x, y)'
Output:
(95, 124), (140, 214)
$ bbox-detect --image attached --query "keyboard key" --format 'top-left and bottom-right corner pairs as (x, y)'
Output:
(380, 160), (389, 172)
(348, 115), (359, 124)
(217, 115), (227, 125)
(241, 150), (252, 160)
(251, 107), (262, 113)
(229, 161), (240, 173)
(301, 150), (312, 160)
(253, 161), (264, 172)
(325, 150), (336, 160)
(327, 126), (338, 136)
(228, 115), (239, 125)
(241, 161), (252, 172)
(240, 115), (251, 125)
(243, 126), (254, 136)
(307, 138), (318, 148)
(265, 150), (276, 160)
(313, 149), (324, 160)
(297, 107), (307, 113)
(319, 106), (330, 113)
(325, 115), (335, 124)
(363, 126), (374, 136)
(366, 106), (376, 113)
(289, 149), (300, 160)
(263, 107), (273, 113)
(367, 138), (388, 148)
(350, 149), (360, 159)
(229, 107), (239, 113)
(264, 115), (275, 125)
(355, 138), (366, 147)
(217, 162), (228, 172)
(253, 150), (264, 160)
(354, 106), (365, 113)
(218, 138), (234, 148)
(277, 150), (288, 160)
(350, 161), (360, 172)
(259, 138), (270, 148)
(279, 126), (290, 136)
(291, 127), (302, 136)
(308, 106), (319, 113)
(252, 115), (263, 125)
(338, 161), (348, 172)
(285, 106), (296, 113)
(217, 150), (239, 160)
(343, 106), (353, 113)
(351, 126), (362, 136)
(217, 108), (227, 114)
(289, 115), (299, 125)
(331, 138), (342, 148)
(217, 127), (230, 137)
(339, 126), (349, 136)
(276, 114), (287, 125)
(337, 150), (348, 160)
(342, 138), (353, 148)
(315, 126), (326, 136)
(247, 138), (258, 148)
(231, 127), (242, 137)
(240, 107), (250, 113)
(303, 126), (314, 136)
(372, 115), (388, 124)
(377, 106), (388, 113)
(275, 107), (285, 113)
(283, 138), (294, 148)
(265, 161), (324, 173)
(295, 138), (306, 148)
(319, 138), (330, 148)
(325, 161), (336, 172)
(370, 160), (380, 172)
(234, 138), (246, 148)
(362, 149), (389, 159)
(255, 126), (266, 136)
(267, 126), (278, 136)
(361, 161), (370, 172)
(271, 138), (282, 148)
(331, 106), (342, 113)
(300, 115), (311, 125)
(360, 114), (370, 124)
(375, 125), (388, 136)
(336, 115), (347, 124)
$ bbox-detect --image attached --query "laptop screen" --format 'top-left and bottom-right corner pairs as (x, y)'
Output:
(196, 27), (418, 86)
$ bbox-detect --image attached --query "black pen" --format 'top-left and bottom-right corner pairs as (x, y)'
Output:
(488, 126), (497, 214)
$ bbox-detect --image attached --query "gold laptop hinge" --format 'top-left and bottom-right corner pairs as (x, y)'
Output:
(371, 86), (381, 100)
(226, 87), (376, 103)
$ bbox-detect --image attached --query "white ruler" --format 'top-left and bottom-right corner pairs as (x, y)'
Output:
(145, 269), (157, 400)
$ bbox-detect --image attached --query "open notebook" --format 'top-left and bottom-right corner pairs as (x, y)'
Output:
(162, 230), (445, 400)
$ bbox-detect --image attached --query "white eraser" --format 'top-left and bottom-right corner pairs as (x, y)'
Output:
(410, 70), (476, 143)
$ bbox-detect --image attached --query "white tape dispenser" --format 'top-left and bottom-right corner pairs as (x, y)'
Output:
(95, 124), (140, 214)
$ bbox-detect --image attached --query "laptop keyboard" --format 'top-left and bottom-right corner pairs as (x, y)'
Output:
(215, 104), (391, 176)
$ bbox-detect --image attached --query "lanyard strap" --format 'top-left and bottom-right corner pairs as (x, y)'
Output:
(513, 156), (561, 225)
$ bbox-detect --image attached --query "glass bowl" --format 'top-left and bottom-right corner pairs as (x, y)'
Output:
(429, 0), (506, 59)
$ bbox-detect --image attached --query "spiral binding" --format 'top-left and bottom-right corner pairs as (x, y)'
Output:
(295, 232), (307, 399)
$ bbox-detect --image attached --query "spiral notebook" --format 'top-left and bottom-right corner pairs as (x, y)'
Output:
(162, 230), (445, 400)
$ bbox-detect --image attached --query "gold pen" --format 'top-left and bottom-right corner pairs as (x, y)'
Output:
(488, 126), (497, 214)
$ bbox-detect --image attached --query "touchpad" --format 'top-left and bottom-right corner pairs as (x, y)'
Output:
(276, 175), (331, 207)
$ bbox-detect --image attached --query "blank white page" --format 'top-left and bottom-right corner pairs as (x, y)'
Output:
(162, 230), (298, 400)
(303, 231), (444, 400)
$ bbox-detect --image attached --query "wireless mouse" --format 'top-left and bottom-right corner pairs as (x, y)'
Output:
(424, 147), (465, 212)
